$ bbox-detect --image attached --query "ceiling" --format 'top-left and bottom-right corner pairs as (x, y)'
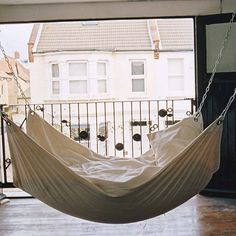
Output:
(1, 0), (138, 5)
(0, 0), (235, 23)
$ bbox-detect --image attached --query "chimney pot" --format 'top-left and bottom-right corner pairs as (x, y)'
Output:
(14, 51), (20, 59)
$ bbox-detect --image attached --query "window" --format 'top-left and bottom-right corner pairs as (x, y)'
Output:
(168, 58), (184, 91)
(69, 80), (87, 94)
(69, 63), (87, 76)
(52, 64), (59, 77)
(132, 61), (144, 75)
(52, 81), (60, 95)
(97, 62), (107, 93)
(51, 63), (60, 95)
(69, 62), (88, 94)
(131, 61), (145, 92)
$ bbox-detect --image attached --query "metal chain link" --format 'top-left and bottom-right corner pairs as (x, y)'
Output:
(0, 42), (31, 110)
(196, 11), (236, 118)
(219, 88), (236, 121)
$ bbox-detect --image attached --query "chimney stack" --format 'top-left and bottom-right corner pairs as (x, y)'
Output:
(14, 51), (20, 59)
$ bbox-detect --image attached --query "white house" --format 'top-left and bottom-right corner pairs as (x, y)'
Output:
(29, 19), (194, 103)
(27, 18), (195, 156)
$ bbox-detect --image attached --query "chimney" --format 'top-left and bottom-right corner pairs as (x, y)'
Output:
(14, 51), (20, 59)
(28, 24), (40, 63)
(148, 20), (160, 60)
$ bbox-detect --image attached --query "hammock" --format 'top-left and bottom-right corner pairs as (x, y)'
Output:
(6, 110), (224, 223)
(1, 11), (236, 224)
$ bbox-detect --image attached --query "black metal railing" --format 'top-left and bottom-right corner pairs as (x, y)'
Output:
(0, 98), (195, 187)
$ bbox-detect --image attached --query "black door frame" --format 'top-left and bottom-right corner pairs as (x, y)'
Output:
(195, 13), (236, 198)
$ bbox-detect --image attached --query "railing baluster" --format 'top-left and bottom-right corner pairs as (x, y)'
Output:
(131, 101), (134, 157)
(139, 101), (142, 155)
(172, 100), (175, 124)
(165, 100), (168, 128)
(148, 100), (151, 134)
(157, 100), (160, 131)
(86, 103), (89, 148)
(51, 104), (54, 126)
(24, 104), (27, 120)
(42, 104), (45, 119)
(95, 102), (98, 153)
(69, 103), (72, 138)
(113, 102), (116, 157)
(77, 103), (81, 144)
(104, 102), (107, 156)
(0, 105), (7, 184)
(60, 103), (63, 133)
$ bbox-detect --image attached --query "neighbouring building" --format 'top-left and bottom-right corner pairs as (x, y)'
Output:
(27, 19), (195, 157)
(28, 19), (194, 103)
(0, 51), (30, 109)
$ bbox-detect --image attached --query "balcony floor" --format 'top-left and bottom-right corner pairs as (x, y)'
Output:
(0, 195), (236, 236)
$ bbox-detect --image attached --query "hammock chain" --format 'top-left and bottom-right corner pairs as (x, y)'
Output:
(0, 42), (31, 111)
(195, 10), (236, 119)
(218, 88), (236, 123)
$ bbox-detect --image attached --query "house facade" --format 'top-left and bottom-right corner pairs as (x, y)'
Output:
(27, 19), (194, 157)
(29, 19), (194, 103)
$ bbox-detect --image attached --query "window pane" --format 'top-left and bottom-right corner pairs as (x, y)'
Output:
(132, 79), (144, 92)
(52, 64), (59, 77)
(69, 80), (87, 94)
(131, 61), (144, 75)
(98, 80), (107, 93)
(52, 81), (60, 94)
(69, 63), (87, 76)
(168, 76), (184, 91)
(168, 58), (184, 75)
(97, 62), (106, 76)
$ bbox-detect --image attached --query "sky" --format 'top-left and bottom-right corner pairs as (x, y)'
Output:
(0, 23), (33, 61)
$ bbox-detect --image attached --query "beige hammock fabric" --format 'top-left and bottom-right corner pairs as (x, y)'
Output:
(6, 112), (223, 223)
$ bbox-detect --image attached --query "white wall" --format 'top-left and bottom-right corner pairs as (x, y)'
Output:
(30, 50), (194, 104)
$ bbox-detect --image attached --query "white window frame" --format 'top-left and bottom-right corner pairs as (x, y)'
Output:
(97, 61), (108, 94)
(68, 61), (88, 95)
(167, 58), (185, 93)
(130, 60), (146, 93)
(50, 63), (60, 96)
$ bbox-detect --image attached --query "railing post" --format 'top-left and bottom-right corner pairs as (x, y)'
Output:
(191, 98), (196, 115)
(0, 104), (7, 201)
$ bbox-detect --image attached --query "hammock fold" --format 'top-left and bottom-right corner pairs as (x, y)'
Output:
(6, 112), (223, 223)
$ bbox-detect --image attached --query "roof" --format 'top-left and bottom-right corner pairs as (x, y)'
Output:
(0, 56), (30, 82)
(34, 20), (152, 53)
(156, 18), (193, 50)
(31, 19), (194, 54)
(28, 24), (40, 45)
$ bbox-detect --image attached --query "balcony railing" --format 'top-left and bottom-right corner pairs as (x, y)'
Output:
(0, 98), (195, 187)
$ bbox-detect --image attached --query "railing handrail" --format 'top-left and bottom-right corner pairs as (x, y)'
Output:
(3, 97), (195, 107)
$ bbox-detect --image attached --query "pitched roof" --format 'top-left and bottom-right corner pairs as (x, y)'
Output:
(34, 20), (152, 53)
(0, 56), (30, 82)
(156, 18), (193, 50)
(31, 19), (194, 54)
